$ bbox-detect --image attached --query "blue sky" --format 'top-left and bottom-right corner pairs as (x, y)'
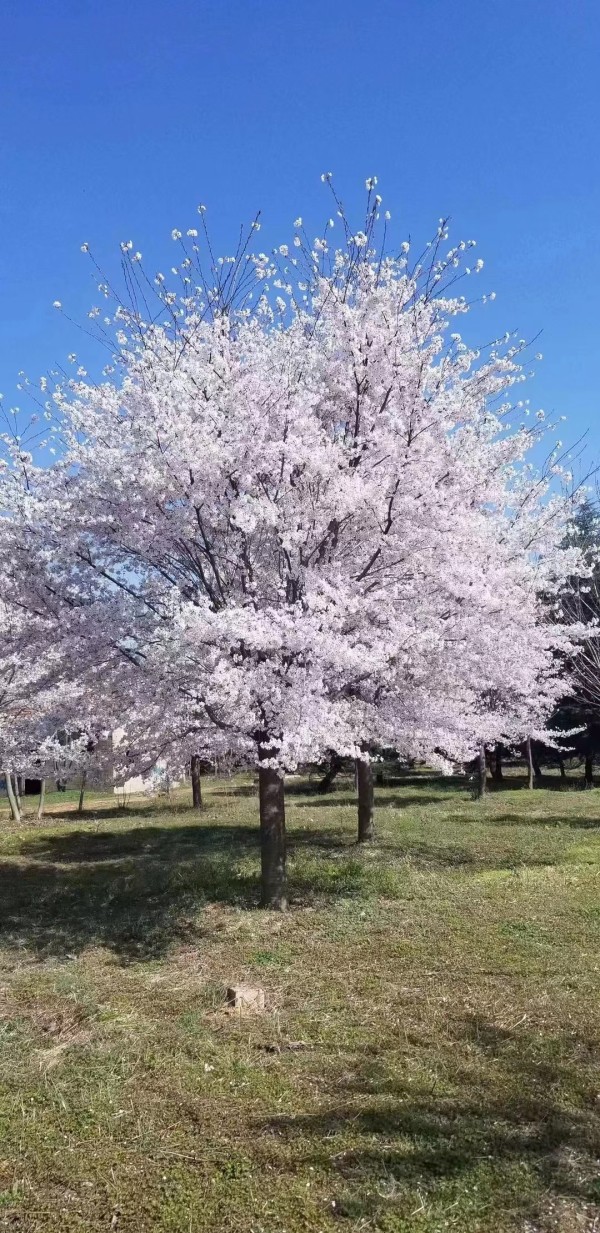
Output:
(1, 0), (599, 472)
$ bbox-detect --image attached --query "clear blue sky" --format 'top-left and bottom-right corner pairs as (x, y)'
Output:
(1, 0), (599, 469)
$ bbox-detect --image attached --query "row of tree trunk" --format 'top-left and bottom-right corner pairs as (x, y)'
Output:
(2, 770), (88, 823)
(477, 741), (539, 796)
(193, 745), (598, 908)
(476, 742), (588, 797)
(4, 772), (47, 823)
(5, 743), (592, 913)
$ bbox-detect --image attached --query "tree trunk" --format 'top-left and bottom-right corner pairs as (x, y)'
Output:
(37, 779), (46, 822)
(190, 754), (203, 810)
(356, 758), (375, 842)
(258, 762), (287, 910)
(559, 758), (566, 781)
(492, 747), (503, 783)
(78, 770), (87, 814)
(317, 751), (343, 794)
(13, 774), (21, 810)
(476, 744), (487, 799)
(5, 771), (21, 823)
(584, 755), (594, 789)
(525, 738), (535, 790)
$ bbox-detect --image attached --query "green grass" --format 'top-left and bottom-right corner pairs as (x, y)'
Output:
(1, 772), (600, 1231)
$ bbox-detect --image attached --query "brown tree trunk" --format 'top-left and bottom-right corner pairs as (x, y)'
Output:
(5, 771), (21, 823)
(492, 747), (503, 783)
(584, 755), (594, 789)
(37, 779), (46, 822)
(78, 770), (87, 814)
(14, 774), (21, 811)
(559, 758), (566, 781)
(317, 751), (343, 794)
(190, 754), (203, 810)
(356, 758), (375, 842)
(525, 738), (535, 790)
(476, 744), (487, 799)
(258, 760), (287, 910)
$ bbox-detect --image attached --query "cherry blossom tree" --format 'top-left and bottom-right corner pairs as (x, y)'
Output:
(0, 178), (585, 903)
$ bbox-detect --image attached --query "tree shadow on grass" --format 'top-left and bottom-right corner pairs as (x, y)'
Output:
(0, 805), (584, 965)
(292, 791), (467, 811)
(0, 819), (407, 962)
(0, 823), (261, 962)
(287, 824), (569, 873)
(519, 776), (594, 793)
(210, 775), (491, 803)
(261, 1015), (600, 1226)
(488, 812), (600, 831)
(291, 779), (592, 810)
(211, 782), (257, 798)
(11, 799), (206, 832)
(19, 822), (258, 864)
(0, 820), (412, 962)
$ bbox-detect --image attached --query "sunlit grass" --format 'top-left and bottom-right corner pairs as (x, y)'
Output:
(0, 771), (599, 1230)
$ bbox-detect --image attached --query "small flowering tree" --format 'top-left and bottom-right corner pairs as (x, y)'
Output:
(0, 177), (584, 904)
(0, 592), (73, 820)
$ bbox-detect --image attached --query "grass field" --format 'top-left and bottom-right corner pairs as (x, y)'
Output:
(1, 771), (600, 1232)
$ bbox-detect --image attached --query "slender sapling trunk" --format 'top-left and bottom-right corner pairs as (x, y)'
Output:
(585, 755), (594, 789)
(476, 744), (487, 799)
(37, 779), (46, 822)
(492, 747), (503, 782)
(78, 770), (87, 814)
(191, 754), (203, 810)
(356, 757), (375, 842)
(5, 771), (21, 823)
(525, 738), (535, 790)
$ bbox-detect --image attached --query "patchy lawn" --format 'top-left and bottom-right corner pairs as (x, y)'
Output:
(1, 772), (600, 1231)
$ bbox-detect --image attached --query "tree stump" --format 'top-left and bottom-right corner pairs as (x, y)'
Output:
(226, 984), (265, 1013)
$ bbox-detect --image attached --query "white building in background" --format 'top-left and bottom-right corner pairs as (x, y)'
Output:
(111, 728), (175, 800)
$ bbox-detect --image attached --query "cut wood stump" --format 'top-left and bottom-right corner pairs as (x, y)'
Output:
(226, 984), (265, 1013)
